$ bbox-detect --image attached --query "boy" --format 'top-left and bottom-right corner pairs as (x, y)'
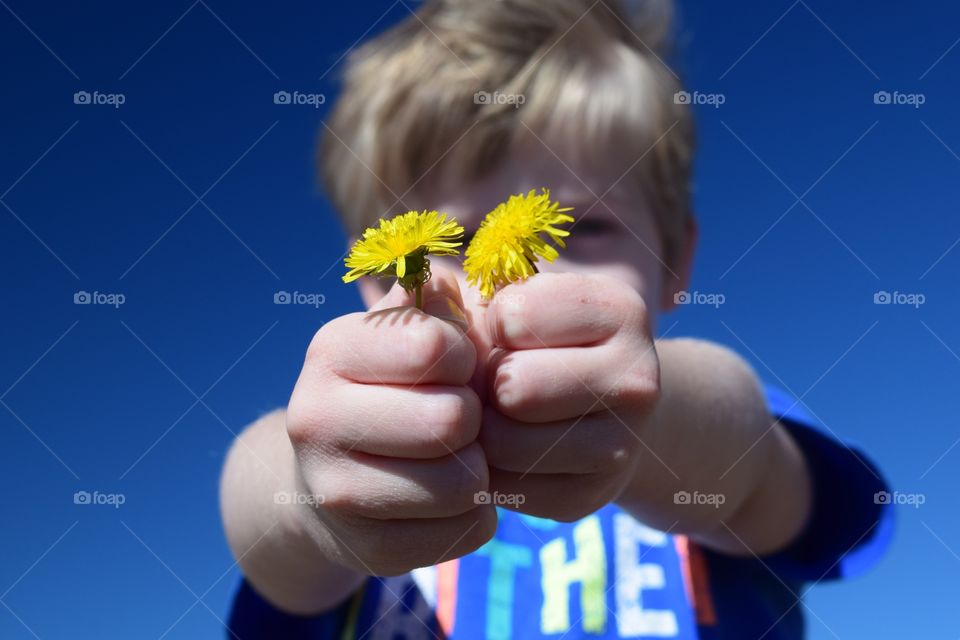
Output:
(221, 0), (892, 637)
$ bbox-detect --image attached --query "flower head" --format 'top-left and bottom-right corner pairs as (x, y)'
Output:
(343, 210), (464, 296)
(464, 188), (574, 298)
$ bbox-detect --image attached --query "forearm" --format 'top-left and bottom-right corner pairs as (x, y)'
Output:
(615, 338), (812, 556)
(219, 409), (365, 615)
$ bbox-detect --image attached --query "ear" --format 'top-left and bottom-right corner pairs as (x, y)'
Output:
(660, 216), (698, 312)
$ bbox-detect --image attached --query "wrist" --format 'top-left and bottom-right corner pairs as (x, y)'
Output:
(613, 338), (781, 541)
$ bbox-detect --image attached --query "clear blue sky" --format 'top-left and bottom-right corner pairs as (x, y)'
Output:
(1, 1), (957, 638)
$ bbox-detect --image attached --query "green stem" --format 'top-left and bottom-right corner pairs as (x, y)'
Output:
(415, 284), (423, 311)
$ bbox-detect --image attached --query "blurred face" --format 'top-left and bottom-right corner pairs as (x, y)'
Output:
(357, 150), (694, 335)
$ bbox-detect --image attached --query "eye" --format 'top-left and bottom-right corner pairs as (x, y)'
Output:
(574, 219), (617, 236)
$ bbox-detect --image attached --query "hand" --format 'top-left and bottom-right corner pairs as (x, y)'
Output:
(477, 273), (661, 521)
(286, 267), (497, 575)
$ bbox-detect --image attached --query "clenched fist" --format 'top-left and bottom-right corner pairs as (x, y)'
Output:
(286, 268), (497, 576)
(477, 272), (661, 522)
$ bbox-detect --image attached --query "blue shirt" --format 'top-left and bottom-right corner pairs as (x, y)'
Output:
(227, 385), (893, 639)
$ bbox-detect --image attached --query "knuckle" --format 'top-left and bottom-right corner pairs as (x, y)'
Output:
(285, 406), (319, 452)
(407, 323), (448, 370)
(425, 390), (481, 451)
(627, 373), (660, 412)
(311, 473), (354, 516)
(285, 395), (337, 455)
(452, 443), (490, 500)
(573, 273), (650, 339)
(304, 317), (344, 363)
(612, 283), (649, 330)
(588, 272), (649, 330)
(618, 367), (661, 413)
(303, 316), (367, 378)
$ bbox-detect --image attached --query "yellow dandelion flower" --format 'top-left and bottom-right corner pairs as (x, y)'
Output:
(464, 188), (574, 299)
(343, 210), (464, 308)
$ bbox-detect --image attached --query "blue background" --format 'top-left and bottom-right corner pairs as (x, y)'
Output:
(1, 1), (956, 637)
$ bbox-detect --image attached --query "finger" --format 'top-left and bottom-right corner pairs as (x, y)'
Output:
(324, 505), (498, 576)
(369, 264), (468, 331)
(488, 467), (626, 522)
(314, 443), (489, 520)
(486, 272), (648, 350)
(313, 384), (481, 459)
(488, 344), (658, 423)
(306, 309), (476, 386)
(479, 407), (637, 475)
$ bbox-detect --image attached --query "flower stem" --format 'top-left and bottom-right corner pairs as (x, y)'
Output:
(415, 284), (423, 311)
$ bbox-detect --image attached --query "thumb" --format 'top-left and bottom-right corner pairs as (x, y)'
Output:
(367, 265), (468, 331)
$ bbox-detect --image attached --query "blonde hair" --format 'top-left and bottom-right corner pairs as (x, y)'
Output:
(320, 0), (695, 269)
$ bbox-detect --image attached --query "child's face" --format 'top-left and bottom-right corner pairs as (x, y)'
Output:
(359, 150), (694, 333)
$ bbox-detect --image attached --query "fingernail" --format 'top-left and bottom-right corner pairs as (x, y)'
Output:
(499, 297), (525, 342)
